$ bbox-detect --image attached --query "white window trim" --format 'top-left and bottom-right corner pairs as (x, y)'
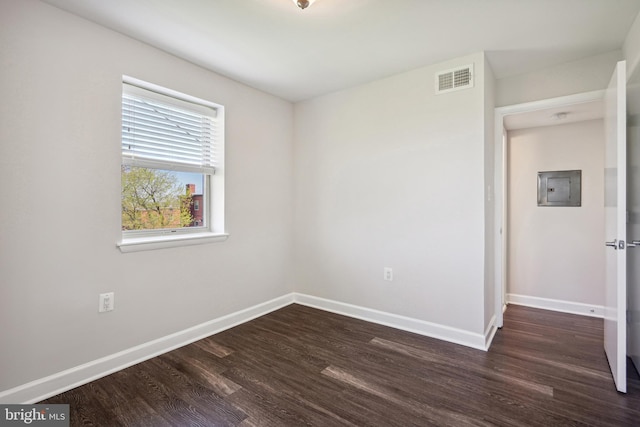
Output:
(118, 76), (226, 252)
(117, 232), (229, 253)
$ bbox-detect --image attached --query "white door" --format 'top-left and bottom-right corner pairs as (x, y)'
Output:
(604, 60), (627, 393)
(627, 65), (640, 378)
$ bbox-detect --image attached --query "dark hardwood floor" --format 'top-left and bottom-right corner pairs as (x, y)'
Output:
(42, 304), (640, 426)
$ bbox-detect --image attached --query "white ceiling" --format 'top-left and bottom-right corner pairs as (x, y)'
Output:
(40, 0), (640, 102)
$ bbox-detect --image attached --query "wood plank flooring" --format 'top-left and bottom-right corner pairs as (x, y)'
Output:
(42, 304), (640, 426)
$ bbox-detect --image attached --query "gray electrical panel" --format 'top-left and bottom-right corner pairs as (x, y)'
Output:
(537, 170), (581, 207)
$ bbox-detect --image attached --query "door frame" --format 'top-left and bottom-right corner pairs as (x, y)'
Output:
(493, 90), (606, 328)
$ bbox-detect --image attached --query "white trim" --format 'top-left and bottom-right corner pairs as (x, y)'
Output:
(493, 90), (606, 332)
(484, 314), (498, 349)
(117, 232), (229, 253)
(123, 75), (223, 112)
(495, 90), (605, 118)
(506, 293), (604, 318)
(494, 127), (507, 329)
(292, 293), (488, 351)
(0, 294), (294, 404)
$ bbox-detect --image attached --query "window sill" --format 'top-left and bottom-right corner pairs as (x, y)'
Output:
(117, 232), (229, 253)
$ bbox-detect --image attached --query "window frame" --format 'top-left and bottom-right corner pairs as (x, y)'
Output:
(117, 76), (227, 253)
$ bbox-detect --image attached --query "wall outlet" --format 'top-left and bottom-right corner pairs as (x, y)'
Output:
(384, 267), (393, 281)
(99, 292), (115, 313)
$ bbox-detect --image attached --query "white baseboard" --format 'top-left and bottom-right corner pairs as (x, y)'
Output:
(0, 294), (295, 404)
(292, 293), (488, 351)
(484, 314), (498, 349)
(2, 292), (492, 404)
(506, 293), (604, 318)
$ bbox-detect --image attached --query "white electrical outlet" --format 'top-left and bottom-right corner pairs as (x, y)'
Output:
(99, 292), (115, 313)
(384, 267), (393, 281)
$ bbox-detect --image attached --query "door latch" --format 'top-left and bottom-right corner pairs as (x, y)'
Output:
(627, 240), (640, 248)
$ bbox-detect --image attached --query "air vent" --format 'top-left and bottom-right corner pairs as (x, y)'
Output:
(436, 64), (474, 94)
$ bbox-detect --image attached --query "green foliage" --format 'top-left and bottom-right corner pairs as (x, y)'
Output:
(121, 166), (193, 230)
(179, 186), (195, 228)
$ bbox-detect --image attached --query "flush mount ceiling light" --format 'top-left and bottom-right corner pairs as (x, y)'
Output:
(552, 112), (569, 121)
(292, 0), (316, 10)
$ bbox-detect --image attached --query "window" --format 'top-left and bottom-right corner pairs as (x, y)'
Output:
(118, 76), (226, 252)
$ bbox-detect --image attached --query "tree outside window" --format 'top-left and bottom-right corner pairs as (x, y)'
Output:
(121, 166), (197, 230)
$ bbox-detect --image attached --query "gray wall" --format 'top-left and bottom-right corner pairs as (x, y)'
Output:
(293, 53), (491, 335)
(0, 0), (294, 392)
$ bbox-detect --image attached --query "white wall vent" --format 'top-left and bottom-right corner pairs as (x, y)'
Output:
(435, 64), (474, 94)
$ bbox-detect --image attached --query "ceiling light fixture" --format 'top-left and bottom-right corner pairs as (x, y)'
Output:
(293, 0), (316, 10)
(552, 112), (568, 120)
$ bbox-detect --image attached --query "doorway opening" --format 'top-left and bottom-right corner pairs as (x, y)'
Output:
(493, 90), (605, 329)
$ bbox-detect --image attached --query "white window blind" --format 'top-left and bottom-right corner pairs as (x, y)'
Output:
(122, 82), (220, 175)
